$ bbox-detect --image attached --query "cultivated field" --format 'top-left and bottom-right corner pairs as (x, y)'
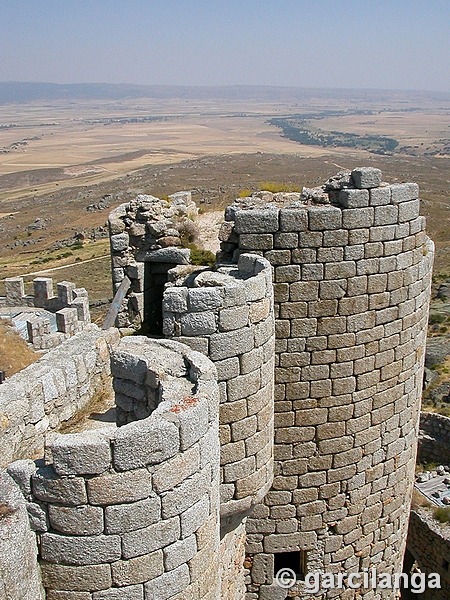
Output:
(0, 89), (449, 304)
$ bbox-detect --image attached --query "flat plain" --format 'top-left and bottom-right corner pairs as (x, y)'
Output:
(0, 87), (449, 312)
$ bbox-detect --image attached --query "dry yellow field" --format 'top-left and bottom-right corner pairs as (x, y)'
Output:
(0, 93), (448, 294)
(0, 99), (341, 203)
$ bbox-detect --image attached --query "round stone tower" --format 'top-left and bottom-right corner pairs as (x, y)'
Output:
(220, 167), (434, 599)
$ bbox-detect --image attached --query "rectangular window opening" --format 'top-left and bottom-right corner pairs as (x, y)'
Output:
(274, 550), (307, 581)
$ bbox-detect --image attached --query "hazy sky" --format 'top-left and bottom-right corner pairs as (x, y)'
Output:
(1, 0), (449, 92)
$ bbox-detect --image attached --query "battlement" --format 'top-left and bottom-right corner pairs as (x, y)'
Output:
(0, 276), (91, 349)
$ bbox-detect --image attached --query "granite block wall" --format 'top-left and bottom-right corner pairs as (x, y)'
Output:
(219, 168), (434, 599)
(407, 412), (450, 600)
(407, 510), (450, 599)
(161, 254), (275, 529)
(0, 325), (119, 468)
(6, 337), (221, 600)
(0, 471), (44, 600)
(418, 412), (450, 465)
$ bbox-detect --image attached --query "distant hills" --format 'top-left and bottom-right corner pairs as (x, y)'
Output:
(0, 81), (449, 105)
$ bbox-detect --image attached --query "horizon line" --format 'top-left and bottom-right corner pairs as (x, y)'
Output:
(1, 81), (449, 96)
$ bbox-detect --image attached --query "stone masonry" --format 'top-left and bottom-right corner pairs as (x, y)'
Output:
(0, 276), (91, 349)
(219, 167), (434, 599)
(0, 166), (435, 600)
(162, 254), (275, 532)
(7, 337), (221, 599)
(406, 411), (450, 600)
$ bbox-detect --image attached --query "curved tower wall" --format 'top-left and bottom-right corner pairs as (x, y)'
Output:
(161, 254), (275, 530)
(220, 168), (434, 599)
(10, 337), (221, 600)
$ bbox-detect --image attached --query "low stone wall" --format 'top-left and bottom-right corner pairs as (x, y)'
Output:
(0, 325), (119, 468)
(0, 276), (91, 349)
(406, 412), (450, 599)
(418, 412), (450, 465)
(162, 254), (275, 526)
(7, 336), (221, 599)
(407, 509), (450, 599)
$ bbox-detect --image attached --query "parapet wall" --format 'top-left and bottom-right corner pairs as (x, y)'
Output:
(219, 167), (434, 599)
(0, 325), (119, 468)
(1, 276), (91, 349)
(418, 411), (450, 465)
(162, 254), (275, 528)
(407, 412), (450, 600)
(407, 510), (450, 599)
(7, 336), (221, 599)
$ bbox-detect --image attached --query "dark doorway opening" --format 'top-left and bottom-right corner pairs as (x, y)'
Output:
(274, 550), (306, 581)
(142, 262), (174, 335)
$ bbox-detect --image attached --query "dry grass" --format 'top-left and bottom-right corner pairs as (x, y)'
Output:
(411, 488), (432, 509)
(0, 319), (38, 377)
(58, 375), (114, 433)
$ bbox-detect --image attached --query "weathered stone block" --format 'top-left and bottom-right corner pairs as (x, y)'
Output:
(160, 466), (211, 519)
(162, 288), (188, 313)
(180, 311), (217, 336)
(390, 183), (419, 204)
(398, 199), (420, 222)
(370, 186), (391, 206)
(342, 207), (374, 229)
(93, 585), (144, 599)
(144, 564), (190, 600)
(49, 505), (104, 536)
(338, 188), (369, 208)
(275, 265), (301, 283)
(48, 431), (111, 476)
(40, 562), (112, 592)
(41, 533), (121, 566)
(279, 208), (308, 232)
(111, 551), (163, 587)
(219, 305), (249, 331)
(240, 233), (273, 250)
(234, 208), (279, 233)
(187, 287), (223, 311)
(110, 233), (129, 252)
(180, 494), (209, 538)
(308, 206), (342, 230)
(87, 469), (152, 505)
(152, 444), (200, 494)
(274, 232), (298, 248)
(122, 517), (180, 559)
(105, 496), (161, 534)
(32, 467), (87, 506)
(113, 418), (179, 470)
(209, 328), (254, 360)
(351, 167), (382, 189)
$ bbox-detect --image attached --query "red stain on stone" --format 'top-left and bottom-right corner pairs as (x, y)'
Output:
(170, 395), (199, 413)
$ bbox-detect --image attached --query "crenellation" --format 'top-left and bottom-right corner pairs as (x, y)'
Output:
(1, 275), (91, 350)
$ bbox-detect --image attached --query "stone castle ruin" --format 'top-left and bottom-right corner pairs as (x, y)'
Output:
(0, 167), (438, 599)
(0, 276), (91, 350)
